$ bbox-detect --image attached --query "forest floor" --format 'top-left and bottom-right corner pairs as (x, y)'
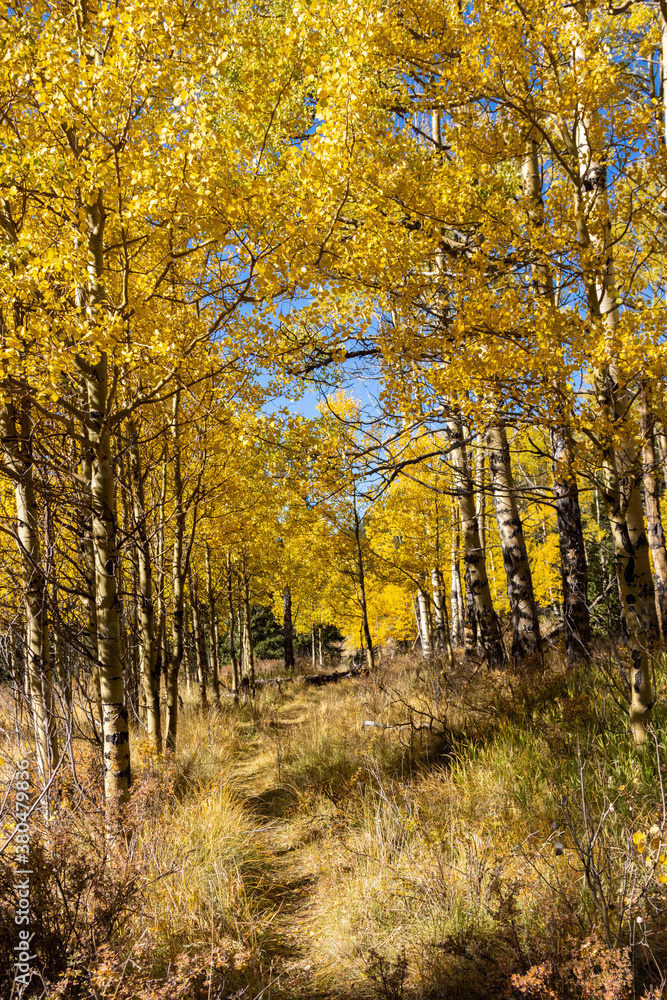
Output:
(145, 648), (667, 1000)
(2, 649), (667, 1000)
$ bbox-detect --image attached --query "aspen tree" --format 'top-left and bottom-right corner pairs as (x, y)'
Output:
(283, 586), (296, 672)
(166, 391), (185, 752)
(81, 345), (131, 803)
(128, 420), (160, 752)
(431, 567), (455, 667)
(446, 415), (505, 666)
(522, 136), (591, 662)
(78, 396), (103, 736)
(227, 552), (239, 698)
(450, 513), (464, 649)
(154, 448), (168, 718)
(570, 8), (655, 738)
(205, 542), (221, 708)
(640, 384), (667, 638)
(486, 423), (542, 661)
(242, 553), (255, 690)
(353, 497), (375, 671)
(118, 453), (139, 720)
(475, 445), (486, 557)
(0, 397), (59, 781)
(417, 590), (432, 658)
(189, 569), (208, 713)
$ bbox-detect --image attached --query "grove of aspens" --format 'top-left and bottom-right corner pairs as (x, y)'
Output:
(2, 1), (667, 998)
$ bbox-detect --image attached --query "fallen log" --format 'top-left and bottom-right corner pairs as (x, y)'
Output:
(250, 666), (364, 689)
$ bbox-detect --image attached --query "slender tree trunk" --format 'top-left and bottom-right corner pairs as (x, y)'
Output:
(74, 190), (132, 814)
(283, 585), (295, 672)
(640, 383), (667, 639)
(118, 450), (139, 722)
(318, 626), (323, 667)
(166, 390), (185, 752)
(522, 136), (591, 664)
(624, 477), (658, 639)
(353, 499), (375, 671)
(238, 592), (245, 680)
(78, 402), (103, 736)
(205, 543), (220, 708)
(189, 569), (208, 713)
(242, 553), (255, 689)
(486, 422), (542, 661)
(81, 353), (131, 804)
(0, 397), (59, 782)
(655, 424), (667, 489)
(450, 530), (462, 649)
(417, 589), (432, 658)
(463, 564), (477, 653)
(214, 616), (222, 690)
(413, 593), (424, 653)
(226, 552), (239, 697)
(154, 447), (168, 729)
(311, 623), (316, 668)
(184, 603), (194, 696)
(475, 443), (486, 558)
(45, 502), (69, 714)
(431, 567), (446, 650)
(431, 567), (455, 667)
(550, 425), (591, 662)
(571, 20), (655, 741)
(128, 420), (161, 752)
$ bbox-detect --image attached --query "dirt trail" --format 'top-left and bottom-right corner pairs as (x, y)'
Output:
(231, 694), (335, 999)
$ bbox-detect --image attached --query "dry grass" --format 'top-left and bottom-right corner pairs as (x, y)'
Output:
(1, 649), (667, 998)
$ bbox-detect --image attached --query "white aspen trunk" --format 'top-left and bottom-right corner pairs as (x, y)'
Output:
(475, 443), (486, 557)
(412, 593), (424, 653)
(189, 569), (208, 712)
(450, 530), (462, 649)
(417, 589), (432, 658)
(45, 503), (70, 715)
(184, 603), (194, 696)
(226, 552), (239, 696)
(83, 349), (131, 804)
(431, 567), (446, 650)
(522, 137), (591, 663)
(431, 566), (455, 667)
(166, 390), (185, 752)
(154, 447), (168, 724)
(72, 187), (132, 816)
(486, 423), (542, 661)
(205, 543), (220, 707)
(128, 420), (160, 752)
(353, 498), (375, 671)
(238, 592), (245, 679)
(283, 585), (295, 671)
(214, 617), (222, 692)
(447, 415), (506, 666)
(78, 400), (103, 737)
(0, 398), (59, 783)
(242, 553), (255, 689)
(640, 383), (667, 639)
(655, 425), (667, 490)
(118, 448), (139, 720)
(573, 19), (655, 741)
